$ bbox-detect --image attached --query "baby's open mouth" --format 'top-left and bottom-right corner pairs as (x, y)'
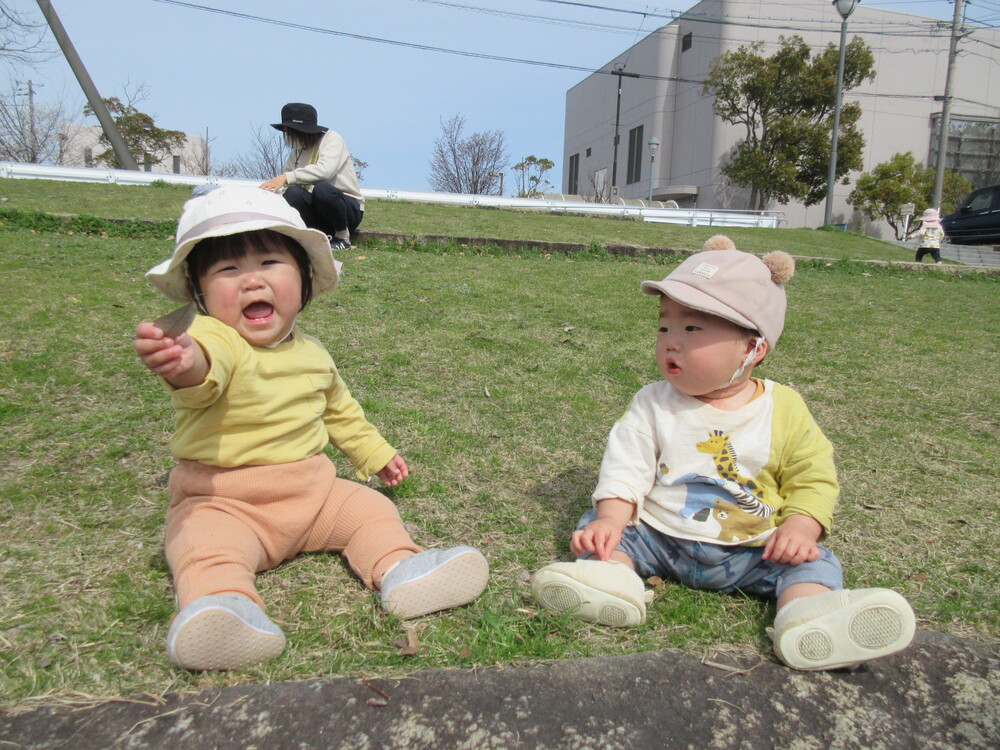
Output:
(243, 302), (274, 320)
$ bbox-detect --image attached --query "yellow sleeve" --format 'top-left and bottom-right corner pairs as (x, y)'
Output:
(165, 316), (241, 409)
(322, 367), (397, 481)
(768, 384), (840, 535)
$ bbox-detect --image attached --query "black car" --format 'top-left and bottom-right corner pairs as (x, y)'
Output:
(941, 184), (1000, 245)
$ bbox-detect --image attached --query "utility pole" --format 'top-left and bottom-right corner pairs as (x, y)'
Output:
(35, 0), (139, 170)
(23, 80), (38, 162)
(611, 65), (640, 196)
(931, 0), (964, 209)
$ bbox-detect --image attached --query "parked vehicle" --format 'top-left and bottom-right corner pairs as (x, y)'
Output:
(940, 184), (1000, 245)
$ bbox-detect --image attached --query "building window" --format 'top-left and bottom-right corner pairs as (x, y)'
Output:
(626, 125), (644, 185)
(84, 147), (93, 167)
(568, 153), (580, 194)
(172, 155), (181, 174)
(929, 115), (1000, 190)
(585, 147), (591, 157)
(682, 32), (693, 52)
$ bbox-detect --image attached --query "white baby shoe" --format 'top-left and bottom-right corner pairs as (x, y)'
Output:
(770, 588), (916, 671)
(531, 559), (647, 627)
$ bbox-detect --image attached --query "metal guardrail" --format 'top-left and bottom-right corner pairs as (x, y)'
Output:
(0, 161), (783, 229)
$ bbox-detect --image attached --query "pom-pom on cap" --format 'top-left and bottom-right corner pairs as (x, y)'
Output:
(702, 234), (737, 251)
(641, 246), (795, 347)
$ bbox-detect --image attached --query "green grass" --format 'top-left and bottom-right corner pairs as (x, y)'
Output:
(0, 181), (997, 710)
(0, 176), (926, 262)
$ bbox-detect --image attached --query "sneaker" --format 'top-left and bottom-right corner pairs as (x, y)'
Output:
(329, 237), (351, 251)
(531, 559), (646, 627)
(380, 546), (489, 618)
(166, 594), (286, 671)
(770, 588), (916, 671)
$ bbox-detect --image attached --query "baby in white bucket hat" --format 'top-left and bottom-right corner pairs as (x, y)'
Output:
(907, 207), (945, 264)
(134, 186), (488, 670)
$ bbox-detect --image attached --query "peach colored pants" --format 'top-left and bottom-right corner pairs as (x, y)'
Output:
(164, 454), (420, 610)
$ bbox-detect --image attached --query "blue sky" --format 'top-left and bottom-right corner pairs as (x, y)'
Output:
(4, 0), (979, 192)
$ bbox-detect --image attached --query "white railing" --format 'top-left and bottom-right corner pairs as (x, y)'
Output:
(0, 161), (783, 229)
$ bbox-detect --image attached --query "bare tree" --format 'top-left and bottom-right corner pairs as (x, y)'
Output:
(0, 3), (52, 65)
(584, 168), (611, 204)
(182, 130), (212, 176)
(215, 125), (287, 180)
(428, 114), (507, 195)
(0, 79), (78, 163)
(215, 126), (369, 184)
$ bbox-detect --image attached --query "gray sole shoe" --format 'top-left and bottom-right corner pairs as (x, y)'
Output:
(167, 595), (286, 671)
(380, 547), (489, 619)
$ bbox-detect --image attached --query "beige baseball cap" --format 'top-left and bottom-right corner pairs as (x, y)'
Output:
(640, 248), (795, 346)
(146, 185), (340, 303)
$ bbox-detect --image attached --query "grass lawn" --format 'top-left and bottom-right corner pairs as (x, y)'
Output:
(0, 177), (922, 262)
(0, 181), (997, 710)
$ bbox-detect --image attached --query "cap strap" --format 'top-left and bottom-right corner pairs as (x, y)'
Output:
(178, 211), (294, 246)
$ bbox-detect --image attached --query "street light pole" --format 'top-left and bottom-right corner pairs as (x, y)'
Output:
(490, 171), (504, 196)
(611, 65), (640, 196)
(931, 0), (965, 210)
(823, 0), (859, 227)
(647, 136), (660, 203)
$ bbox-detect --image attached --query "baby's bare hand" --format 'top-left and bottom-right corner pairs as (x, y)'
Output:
(134, 322), (195, 378)
(376, 454), (409, 487)
(570, 519), (623, 561)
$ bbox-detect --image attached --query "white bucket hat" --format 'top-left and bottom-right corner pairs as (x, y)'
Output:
(919, 207), (941, 228)
(146, 185), (341, 303)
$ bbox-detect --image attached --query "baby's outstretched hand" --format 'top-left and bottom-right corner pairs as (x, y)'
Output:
(133, 321), (198, 381)
(376, 454), (409, 487)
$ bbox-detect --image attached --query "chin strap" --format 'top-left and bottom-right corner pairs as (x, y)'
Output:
(723, 336), (764, 388)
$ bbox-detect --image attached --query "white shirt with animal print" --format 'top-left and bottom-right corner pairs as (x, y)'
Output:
(593, 379), (839, 546)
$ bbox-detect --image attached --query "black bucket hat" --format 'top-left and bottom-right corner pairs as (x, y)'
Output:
(271, 103), (327, 134)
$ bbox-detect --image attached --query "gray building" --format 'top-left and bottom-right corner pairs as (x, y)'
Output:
(563, 0), (1000, 234)
(59, 125), (209, 176)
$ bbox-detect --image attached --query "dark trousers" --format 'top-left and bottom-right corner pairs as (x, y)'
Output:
(283, 183), (363, 237)
(915, 247), (941, 263)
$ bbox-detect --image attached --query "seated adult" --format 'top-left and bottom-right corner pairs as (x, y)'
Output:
(260, 102), (363, 249)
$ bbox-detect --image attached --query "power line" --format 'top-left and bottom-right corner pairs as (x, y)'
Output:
(147, 0), (707, 82)
(409, 0), (643, 35)
(146, 0), (996, 94)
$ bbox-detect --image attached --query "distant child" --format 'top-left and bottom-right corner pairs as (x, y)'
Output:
(135, 186), (488, 671)
(531, 236), (915, 671)
(908, 207), (945, 264)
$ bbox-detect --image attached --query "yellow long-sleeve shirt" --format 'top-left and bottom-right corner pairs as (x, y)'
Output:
(165, 316), (395, 477)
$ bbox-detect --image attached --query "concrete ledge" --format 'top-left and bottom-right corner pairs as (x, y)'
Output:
(2, 630), (996, 749)
(356, 231), (1000, 274)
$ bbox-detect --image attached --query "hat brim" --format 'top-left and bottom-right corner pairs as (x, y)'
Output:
(146, 220), (339, 303)
(270, 121), (328, 134)
(640, 278), (757, 332)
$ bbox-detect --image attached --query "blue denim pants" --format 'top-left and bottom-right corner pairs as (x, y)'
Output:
(576, 509), (843, 600)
